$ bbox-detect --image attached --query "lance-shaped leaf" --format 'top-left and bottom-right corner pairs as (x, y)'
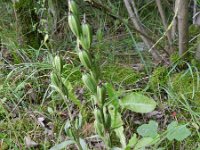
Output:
(119, 93), (156, 113)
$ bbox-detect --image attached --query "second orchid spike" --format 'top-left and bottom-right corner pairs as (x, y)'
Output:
(68, 0), (79, 16)
(68, 13), (81, 37)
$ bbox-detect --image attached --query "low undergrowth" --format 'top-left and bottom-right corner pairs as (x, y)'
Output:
(0, 0), (200, 150)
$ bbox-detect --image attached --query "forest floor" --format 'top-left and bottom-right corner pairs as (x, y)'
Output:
(0, 1), (200, 150)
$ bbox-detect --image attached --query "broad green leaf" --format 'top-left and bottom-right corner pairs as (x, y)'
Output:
(134, 137), (154, 150)
(137, 120), (158, 138)
(106, 83), (120, 107)
(50, 140), (75, 150)
(120, 93), (156, 113)
(126, 133), (138, 149)
(108, 105), (123, 128)
(196, 147), (200, 150)
(114, 126), (126, 148)
(167, 121), (191, 141)
(108, 104), (126, 148)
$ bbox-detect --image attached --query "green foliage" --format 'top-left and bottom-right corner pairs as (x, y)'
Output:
(59, 1), (157, 149)
(15, 0), (43, 48)
(0, 0), (197, 149)
(137, 120), (158, 138)
(170, 52), (180, 64)
(15, 0), (33, 9)
(102, 65), (139, 85)
(50, 140), (75, 150)
(149, 66), (168, 90)
(171, 72), (192, 91)
(134, 137), (155, 150)
(170, 71), (198, 99)
(120, 93), (157, 113)
(0, 98), (6, 119)
(0, 133), (9, 150)
(167, 121), (191, 141)
(189, 24), (200, 38)
(126, 134), (137, 149)
(129, 120), (192, 149)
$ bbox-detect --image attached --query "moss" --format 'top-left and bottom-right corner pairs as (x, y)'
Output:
(170, 71), (200, 107)
(170, 72), (194, 95)
(102, 64), (139, 85)
(149, 66), (168, 90)
(170, 52), (180, 64)
(189, 24), (200, 38)
(169, 52), (197, 69)
(191, 59), (200, 68)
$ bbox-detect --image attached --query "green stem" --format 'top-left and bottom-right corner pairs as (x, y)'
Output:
(99, 103), (112, 148)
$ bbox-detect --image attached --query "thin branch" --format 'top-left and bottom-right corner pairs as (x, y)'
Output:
(85, 0), (170, 57)
(124, 0), (164, 62)
(156, 0), (173, 53)
(129, 0), (140, 21)
(193, 0), (197, 24)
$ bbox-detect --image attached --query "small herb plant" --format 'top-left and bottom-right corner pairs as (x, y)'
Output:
(49, 1), (191, 149)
